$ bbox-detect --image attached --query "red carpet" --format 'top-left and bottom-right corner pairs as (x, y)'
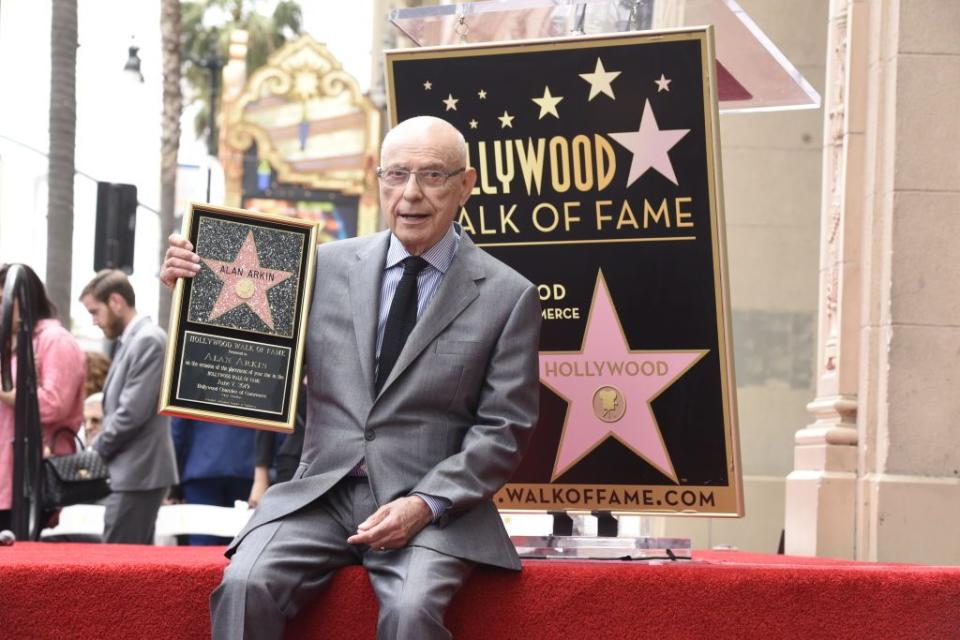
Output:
(1, 543), (958, 639)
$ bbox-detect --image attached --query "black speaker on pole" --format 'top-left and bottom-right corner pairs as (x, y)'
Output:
(93, 182), (137, 273)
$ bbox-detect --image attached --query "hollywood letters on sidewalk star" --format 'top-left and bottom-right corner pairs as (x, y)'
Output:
(159, 203), (317, 432)
(386, 28), (743, 515)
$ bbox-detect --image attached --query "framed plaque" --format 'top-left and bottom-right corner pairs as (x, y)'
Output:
(159, 202), (317, 432)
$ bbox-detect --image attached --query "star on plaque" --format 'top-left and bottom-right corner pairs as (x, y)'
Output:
(201, 231), (294, 331)
(539, 272), (707, 482)
(423, 80), (433, 90)
(655, 74), (672, 92)
(579, 58), (621, 101)
(442, 93), (459, 111)
(498, 110), (515, 128)
(608, 99), (690, 187)
(532, 86), (563, 119)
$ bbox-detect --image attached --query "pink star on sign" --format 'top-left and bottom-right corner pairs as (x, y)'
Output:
(539, 271), (707, 482)
(608, 99), (690, 187)
(201, 231), (293, 331)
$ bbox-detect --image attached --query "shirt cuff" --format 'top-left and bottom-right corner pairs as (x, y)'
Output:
(412, 492), (451, 523)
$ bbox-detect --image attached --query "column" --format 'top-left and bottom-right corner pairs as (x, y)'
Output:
(784, 0), (869, 558)
(855, 0), (960, 564)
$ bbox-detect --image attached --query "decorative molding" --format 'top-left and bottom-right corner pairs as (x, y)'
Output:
(822, 7), (849, 374)
(223, 35), (380, 196)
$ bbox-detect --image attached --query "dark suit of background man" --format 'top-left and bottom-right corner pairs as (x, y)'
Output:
(80, 270), (179, 544)
(162, 116), (542, 640)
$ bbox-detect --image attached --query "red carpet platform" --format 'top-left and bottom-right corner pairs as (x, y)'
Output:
(1, 542), (959, 639)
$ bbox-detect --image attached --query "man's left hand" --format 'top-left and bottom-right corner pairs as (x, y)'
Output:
(347, 496), (432, 551)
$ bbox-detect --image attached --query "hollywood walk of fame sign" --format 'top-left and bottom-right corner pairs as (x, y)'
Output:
(386, 28), (742, 515)
(159, 203), (318, 432)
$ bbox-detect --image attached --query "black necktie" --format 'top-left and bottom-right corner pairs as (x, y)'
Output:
(376, 256), (428, 393)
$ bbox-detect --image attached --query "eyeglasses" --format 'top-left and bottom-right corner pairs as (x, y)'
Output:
(376, 166), (465, 189)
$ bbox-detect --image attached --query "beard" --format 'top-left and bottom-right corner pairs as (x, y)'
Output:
(102, 309), (125, 340)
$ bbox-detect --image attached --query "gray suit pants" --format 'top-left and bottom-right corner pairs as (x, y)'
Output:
(102, 487), (167, 544)
(211, 477), (474, 640)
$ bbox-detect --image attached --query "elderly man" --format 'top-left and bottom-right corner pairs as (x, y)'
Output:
(82, 392), (104, 446)
(162, 116), (541, 639)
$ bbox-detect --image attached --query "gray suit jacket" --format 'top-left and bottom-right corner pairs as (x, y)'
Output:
(229, 230), (541, 570)
(94, 316), (179, 492)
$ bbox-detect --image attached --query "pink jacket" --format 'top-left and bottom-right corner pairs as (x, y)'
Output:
(0, 318), (86, 510)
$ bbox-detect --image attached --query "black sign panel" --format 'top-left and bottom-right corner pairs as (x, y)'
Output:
(387, 29), (741, 515)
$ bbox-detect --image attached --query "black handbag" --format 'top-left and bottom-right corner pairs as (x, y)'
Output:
(41, 429), (111, 509)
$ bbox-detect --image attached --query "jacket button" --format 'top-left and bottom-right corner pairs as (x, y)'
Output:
(364, 430), (376, 441)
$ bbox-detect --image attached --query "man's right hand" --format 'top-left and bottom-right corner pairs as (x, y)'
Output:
(160, 233), (201, 289)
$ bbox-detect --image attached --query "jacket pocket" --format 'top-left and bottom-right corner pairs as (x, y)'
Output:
(436, 340), (483, 357)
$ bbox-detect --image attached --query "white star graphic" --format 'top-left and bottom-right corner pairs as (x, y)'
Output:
(608, 99), (690, 187)
(532, 86), (563, 119)
(498, 111), (515, 128)
(478, 89), (487, 99)
(540, 271), (707, 482)
(579, 58), (621, 101)
(655, 74), (672, 92)
(423, 80), (432, 90)
(442, 94), (458, 111)
(469, 119), (478, 129)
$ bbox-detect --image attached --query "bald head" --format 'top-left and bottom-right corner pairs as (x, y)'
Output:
(381, 116), (468, 169)
(377, 116), (477, 256)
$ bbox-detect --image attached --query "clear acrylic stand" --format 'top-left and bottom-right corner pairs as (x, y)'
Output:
(389, 0), (820, 113)
(506, 512), (692, 560)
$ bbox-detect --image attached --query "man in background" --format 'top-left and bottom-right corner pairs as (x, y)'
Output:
(80, 270), (178, 544)
(171, 417), (255, 545)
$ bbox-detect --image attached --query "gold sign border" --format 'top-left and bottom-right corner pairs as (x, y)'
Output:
(385, 27), (743, 516)
(158, 201), (318, 433)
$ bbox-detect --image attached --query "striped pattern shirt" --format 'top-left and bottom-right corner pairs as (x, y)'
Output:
(374, 225), (461, 367)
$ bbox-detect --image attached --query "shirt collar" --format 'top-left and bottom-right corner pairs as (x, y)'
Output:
(385, 224), (460, 274)
(120, 313), (147, 342)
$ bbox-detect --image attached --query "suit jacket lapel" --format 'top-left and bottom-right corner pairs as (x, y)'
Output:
(377, 235), (484, 397)
(102, 354), (120, 400)
(102, 317), (142, 402)
(347, 233), (390, 398)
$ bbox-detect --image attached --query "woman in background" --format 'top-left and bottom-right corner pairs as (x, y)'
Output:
(83, 350), (111, 398)
(0, 263), (86, 530)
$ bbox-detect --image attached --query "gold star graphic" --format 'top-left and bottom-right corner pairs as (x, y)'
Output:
(478, 89), (487, 99)
(579, 58), (621, 101)
(423, 80), (432, 90)
(532, 86), (563, 119)
(469, 119), (478, 129)
(498, 111), (515, 128)
(442, 94), (459, 111)
(655, 74), (672, 92)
